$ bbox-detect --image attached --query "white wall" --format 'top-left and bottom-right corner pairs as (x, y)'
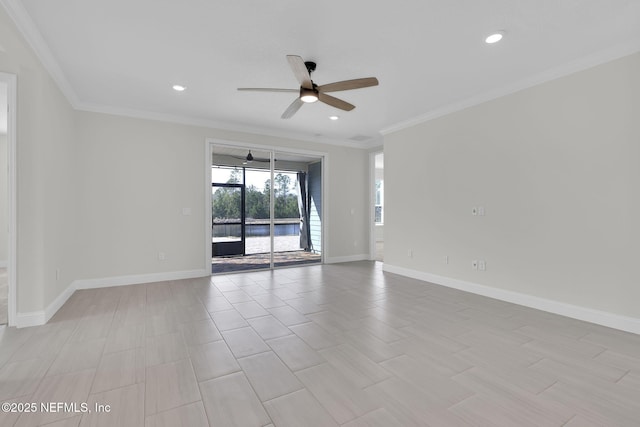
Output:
(384, 52), (640, 321)
(375, 225), (384, 242)
(1, 5), (78, 316)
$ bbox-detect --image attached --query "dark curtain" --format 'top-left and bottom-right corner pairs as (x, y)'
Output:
(297, 172), (311, 251)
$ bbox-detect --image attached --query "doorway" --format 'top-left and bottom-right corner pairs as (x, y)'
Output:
(211, 180), (245, 257)
(209, 143), (323, 274)
(0, 72), (16, 327)
(370, 151), (384, 262)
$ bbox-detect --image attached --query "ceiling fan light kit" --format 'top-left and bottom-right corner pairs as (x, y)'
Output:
(238, 55), (379, 119)
(300, 87), (319, 103)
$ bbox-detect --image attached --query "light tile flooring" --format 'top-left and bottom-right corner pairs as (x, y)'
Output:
(1, 261), (639, 426)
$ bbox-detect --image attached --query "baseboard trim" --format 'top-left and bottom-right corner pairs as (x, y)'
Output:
(73, 269), (208, 290)
(15, 310), (46, 328)
(15, 281), (75, 328)
(383, 264), (640, 335)
(325, 254), (369, 264)
(14, 269), (208, 328)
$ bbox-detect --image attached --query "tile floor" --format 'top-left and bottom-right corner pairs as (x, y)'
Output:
(1, 261), (639, 426)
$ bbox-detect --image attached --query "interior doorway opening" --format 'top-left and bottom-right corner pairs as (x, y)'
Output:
(0, 72), (16, 327)
(210, 144), (323, 274)
(0, 80), (8, 325)
(371, 151), (384, 262)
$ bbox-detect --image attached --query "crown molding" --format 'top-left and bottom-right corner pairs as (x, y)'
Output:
(0, 0), (81, 107)
(76, 101), (375, 149)
(381, 40), (640, 136)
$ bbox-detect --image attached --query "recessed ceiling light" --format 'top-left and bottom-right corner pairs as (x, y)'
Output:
(485, 31), (504, 44)
(329, 115), (339, 121)
(172, 84), (186, 91)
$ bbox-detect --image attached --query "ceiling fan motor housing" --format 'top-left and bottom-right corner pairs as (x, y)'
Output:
(304, 61), (317, 74)
(300, 87), (319, 102)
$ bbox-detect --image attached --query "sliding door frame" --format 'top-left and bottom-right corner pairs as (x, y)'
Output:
(205, 138), (328, 273)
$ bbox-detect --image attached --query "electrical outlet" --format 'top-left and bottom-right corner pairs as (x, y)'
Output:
(478, 206), (485, 216)
(479, 260), (486, 271)
(472, 260), (478, 270)
(158, 252), (166, 261)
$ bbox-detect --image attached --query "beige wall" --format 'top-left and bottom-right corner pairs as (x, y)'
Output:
(385, 52), (640, 318)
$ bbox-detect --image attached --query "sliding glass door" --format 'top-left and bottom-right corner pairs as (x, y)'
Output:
(211, 145), (322, 274)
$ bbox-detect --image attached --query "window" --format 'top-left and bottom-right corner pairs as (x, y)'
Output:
(375, 179), (384, 224)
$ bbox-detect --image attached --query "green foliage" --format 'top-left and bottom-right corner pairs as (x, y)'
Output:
(246, 185), (269, 219)
(212, 187), (241, 220)
(212, 171), (299, 221)
(228, 168), (241, 184)
(274, 173), (297, 219)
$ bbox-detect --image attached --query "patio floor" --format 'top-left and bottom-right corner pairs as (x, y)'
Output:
(212, 236), (321, 274)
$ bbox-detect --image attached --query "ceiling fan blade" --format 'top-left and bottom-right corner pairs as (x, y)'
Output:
(318, 77), (379, 93)
(227, 154), (271, 163)
(318, 93), (355, 111)
(237, 88), (298, 93)
(287, 55), (313, 89)
(281, 98), (304, 119)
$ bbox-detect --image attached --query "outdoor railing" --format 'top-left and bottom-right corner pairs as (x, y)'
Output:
(212, 218), (301, 238)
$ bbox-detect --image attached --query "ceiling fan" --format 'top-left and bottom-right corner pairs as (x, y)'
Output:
(238, 55), (379, 119)
(228, 150), (274, 164)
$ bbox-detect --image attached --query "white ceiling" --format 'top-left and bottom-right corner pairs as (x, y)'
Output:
(4, 0), (640, 146)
